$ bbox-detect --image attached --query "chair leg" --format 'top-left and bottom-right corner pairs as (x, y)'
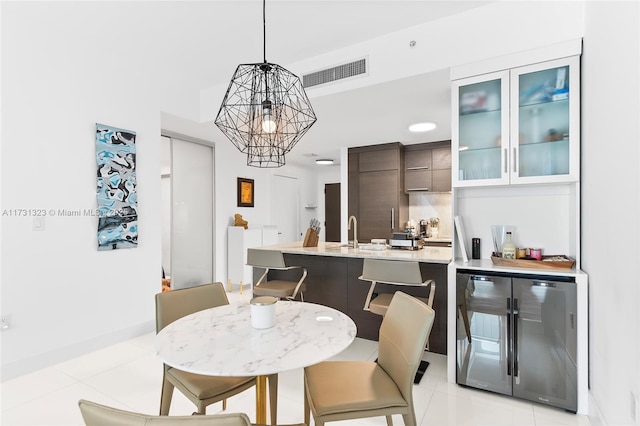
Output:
(222, 399), (227, 410)
(402, 412), (417, 426)
(159, 373), (174, 415)
(240, 281), (243, 294)
(386, 415), (394, 425)
(268, 374), (278, 425)
(195, 402), (206, 415)
(303, 375), (310, 425)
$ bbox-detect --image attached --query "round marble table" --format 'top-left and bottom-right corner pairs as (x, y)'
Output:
(156, 300), (357, 423)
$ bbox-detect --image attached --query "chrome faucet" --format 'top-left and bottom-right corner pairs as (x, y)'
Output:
(348, 215), (358, 248)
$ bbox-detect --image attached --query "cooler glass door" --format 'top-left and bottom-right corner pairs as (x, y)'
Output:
(456, 273), (512, 396)
(512, 277), (577, 412)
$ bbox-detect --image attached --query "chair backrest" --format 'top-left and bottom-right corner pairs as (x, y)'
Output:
(247, 248), (287, 269)
(79, 399), (252, 426)
(155, 282), (229, 333)
(377, 291), (435, 401)
(360, 258), (423, 285)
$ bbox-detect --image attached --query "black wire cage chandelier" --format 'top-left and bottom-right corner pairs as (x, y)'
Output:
(215, 0), (317, 168)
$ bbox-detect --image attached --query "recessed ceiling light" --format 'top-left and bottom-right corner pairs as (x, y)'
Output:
(408, 122), (437, 133)
(316, 159), (334, 165)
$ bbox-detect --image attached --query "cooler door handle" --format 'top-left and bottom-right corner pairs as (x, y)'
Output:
(513, 297), (519, 377)
(506, 297), (512, 377)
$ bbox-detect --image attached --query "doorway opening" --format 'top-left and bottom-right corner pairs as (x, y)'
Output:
(324, 183), (341, 242)
(161, 133), (215, 291)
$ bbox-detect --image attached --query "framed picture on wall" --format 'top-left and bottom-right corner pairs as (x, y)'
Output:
(237, 177), (254, 207)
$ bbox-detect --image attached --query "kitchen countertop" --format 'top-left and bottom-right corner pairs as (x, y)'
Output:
(451, 258), (587, 278)
(258, 241), (452, 264)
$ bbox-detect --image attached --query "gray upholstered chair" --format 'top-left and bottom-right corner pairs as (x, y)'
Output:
(78, 399), (307, 426)
(303, 291), (435, 426)
(155, 283), (278, 421)
(247, 249), (307, 300)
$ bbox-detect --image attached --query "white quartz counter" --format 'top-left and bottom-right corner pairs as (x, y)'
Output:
(450, 258), (587, 278)
(259, 241), (452, 264)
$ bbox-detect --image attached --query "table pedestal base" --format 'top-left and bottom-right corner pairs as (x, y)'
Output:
(256, 375), (267, 424)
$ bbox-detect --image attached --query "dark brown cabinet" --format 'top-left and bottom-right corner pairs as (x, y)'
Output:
(348, 143), (408, 243)
(404, 141), (452, 193)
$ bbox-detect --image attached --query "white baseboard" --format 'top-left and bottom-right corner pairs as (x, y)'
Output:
(588, 391), (607, 426)
(1, 320), (155, 382)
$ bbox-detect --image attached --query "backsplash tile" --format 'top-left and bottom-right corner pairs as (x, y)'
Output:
(408, 193), (452, 238)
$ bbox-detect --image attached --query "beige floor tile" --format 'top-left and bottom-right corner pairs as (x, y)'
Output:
(1, 381), (123, 426)
(422, 389), (536, 425)
(533, 404), (591, 426)
(54, 340), (150, 381)
(1, 367), (78, 411)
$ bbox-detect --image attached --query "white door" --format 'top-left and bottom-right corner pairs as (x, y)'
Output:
(271, 174), (299, 243)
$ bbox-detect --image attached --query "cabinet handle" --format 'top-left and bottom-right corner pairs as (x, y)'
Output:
(531, 280), (556, 287)
(407, 187), (430, 191)
(504, 149), (508, 173)
(406, 166), (430, 171)
(391, 208), (394, 229)
(513, 147), (518, 173)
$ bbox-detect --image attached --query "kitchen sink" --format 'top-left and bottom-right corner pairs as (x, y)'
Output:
(323, 243), (387, 251)
(357, 244), (387, 251)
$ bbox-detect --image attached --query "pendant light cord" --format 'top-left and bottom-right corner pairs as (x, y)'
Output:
(263, 0), (267, 63)
(262, 0), (270, 105)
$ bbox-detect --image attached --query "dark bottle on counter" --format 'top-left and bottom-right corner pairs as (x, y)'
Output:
(472, 238), (480, 259)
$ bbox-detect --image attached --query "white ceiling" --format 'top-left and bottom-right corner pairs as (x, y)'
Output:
(158, 1), (493, 166)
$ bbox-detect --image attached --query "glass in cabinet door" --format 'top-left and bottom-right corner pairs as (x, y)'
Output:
(513, 58), (578, 182)
(456, 75), (507, 184)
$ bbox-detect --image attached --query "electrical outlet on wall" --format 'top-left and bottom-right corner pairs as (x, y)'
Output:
(1, 313), (11, 330)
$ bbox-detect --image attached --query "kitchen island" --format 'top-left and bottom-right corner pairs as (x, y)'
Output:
(253, 242), (452, 355)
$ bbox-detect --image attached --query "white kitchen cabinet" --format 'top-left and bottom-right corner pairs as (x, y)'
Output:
(452, 56), (580, 187)
(227, 226), (278, 288)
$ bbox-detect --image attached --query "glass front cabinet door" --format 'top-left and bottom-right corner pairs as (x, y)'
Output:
(452, 56), (580, 187)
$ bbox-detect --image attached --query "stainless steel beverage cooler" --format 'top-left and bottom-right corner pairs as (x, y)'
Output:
(456, 271), (577, 412)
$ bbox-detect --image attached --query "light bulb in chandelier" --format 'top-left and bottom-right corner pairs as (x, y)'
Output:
(261, 101), (276, 133)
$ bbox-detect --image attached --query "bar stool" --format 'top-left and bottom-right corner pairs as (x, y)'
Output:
(360, 258), (435, 384)
(246, 248), (307, 300)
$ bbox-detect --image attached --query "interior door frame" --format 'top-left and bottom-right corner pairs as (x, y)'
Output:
(161, 130), (216, 288)
(271, 173), (300, 243)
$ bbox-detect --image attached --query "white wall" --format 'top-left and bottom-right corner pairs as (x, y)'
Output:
(582, 2), (640, 424)
(1, 2), (176, 379)
(0, 2), (319, 380)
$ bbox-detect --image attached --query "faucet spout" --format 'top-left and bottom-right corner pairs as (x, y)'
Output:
(348, 215), (358, 249)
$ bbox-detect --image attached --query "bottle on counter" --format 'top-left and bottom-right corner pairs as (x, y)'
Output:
(502, 232), (516, 259)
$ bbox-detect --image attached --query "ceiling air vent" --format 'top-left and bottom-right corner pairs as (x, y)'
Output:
(303, 58), (367, 88)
